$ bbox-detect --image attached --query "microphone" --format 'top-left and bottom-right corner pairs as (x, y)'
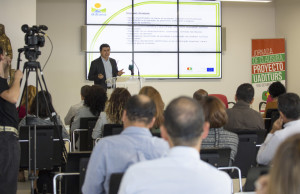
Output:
(39, 25), (48, 31)
(132, 60), (140, 79)
(128, 64), (134, 76)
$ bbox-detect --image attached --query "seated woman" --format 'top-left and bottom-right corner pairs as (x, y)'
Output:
(263, 81), (286, 118)
(92, 88), (131, 139)
(19, 90), (69, 139)
(71, 85), (107, 134)
(256, 134), (300, 194)
(139, 86), (164, 133)
(200, 96), (239, 163)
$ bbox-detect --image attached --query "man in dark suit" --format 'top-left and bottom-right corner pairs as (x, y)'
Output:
(88, 43), (124, 89)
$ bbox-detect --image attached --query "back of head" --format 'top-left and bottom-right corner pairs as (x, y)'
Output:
(21, 85), (37, 108)
(201, 96), (227, 128)
(125, 95), (156, 125)
(30, 90), (55, 118)
(84, 85), (107, 116)
(164, 96), (205, 146)
(81, 85), (91, 99)
(106, 88), (131, 123)
(193, 89), (208, 102)
(139, 86), (164, 128)
(268, 134), (300, 194)
(278, 93), (300, 120)
(236, 83), (254, 103)
(268, 81), (286, 98)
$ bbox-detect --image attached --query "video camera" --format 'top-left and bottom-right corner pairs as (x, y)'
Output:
(21, 24), (48, 62)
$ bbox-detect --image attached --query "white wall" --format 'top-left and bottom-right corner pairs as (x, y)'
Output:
(275, 0), (300, 95)
(35, 0), (276, 122)
(0, 0), (36, 87)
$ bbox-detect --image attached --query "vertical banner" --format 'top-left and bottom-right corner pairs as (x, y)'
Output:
(252, 39), (286, 103)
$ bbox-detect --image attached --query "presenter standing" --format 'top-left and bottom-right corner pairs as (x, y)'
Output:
(88, 43), (124, 89)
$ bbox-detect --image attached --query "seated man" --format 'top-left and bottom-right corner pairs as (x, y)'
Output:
(224, 83), (264, 130)
(118, 96), (232, 194)
(82, 95), (169, 194)
(64, 85), (90, 125)
(257, 93), (300, 165)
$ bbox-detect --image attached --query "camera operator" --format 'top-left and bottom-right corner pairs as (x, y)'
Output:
(0, 46), (23, 194)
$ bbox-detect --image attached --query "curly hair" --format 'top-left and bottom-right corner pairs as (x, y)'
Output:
(105, 88), (131, 124)
(139, 86), (165, 129)
(84, 85), (107, 116)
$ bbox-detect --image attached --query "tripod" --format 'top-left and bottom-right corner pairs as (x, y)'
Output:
(18, 50), (67, 194)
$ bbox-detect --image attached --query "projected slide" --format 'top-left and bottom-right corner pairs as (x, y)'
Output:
(86, 0), (221, 79)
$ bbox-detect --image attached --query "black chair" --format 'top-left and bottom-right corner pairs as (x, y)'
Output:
(102, 124), (123, 137)
(19, 125), (64, 170)
(200, 147), (231, 167)
(243, 166), (269, 191)
(109, 173), (124, 194)
(64, 152), (91, 194)
(78, 117), (98, 151)
(229, 129), (267, 178)
(264, 109), (280, 133)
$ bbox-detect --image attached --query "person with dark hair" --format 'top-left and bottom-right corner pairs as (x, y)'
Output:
(64, 85), (91, 125)
(193, 88), (208, 102)
(71, 85), (107, 133)
(19, 90), (69, 139)
(257, 93), (300, 165)
(88, 43), (124, 89)
(82, 95), (169, 194)
(224, 83), (264, 130)
(263, 81), (286, 118)
(92, 87), (131, 139)
(201, 96), (239, 162)
(118, 97), (232, 194)
(0, 46), (23, 194)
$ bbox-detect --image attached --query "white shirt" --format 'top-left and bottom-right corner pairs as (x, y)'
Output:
(118, 146), (232, 194)
(64, 100), (83, 125)
(257, 119), (300, 165)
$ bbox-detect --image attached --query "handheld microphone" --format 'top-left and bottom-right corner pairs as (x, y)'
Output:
(128, 64), (134, 76)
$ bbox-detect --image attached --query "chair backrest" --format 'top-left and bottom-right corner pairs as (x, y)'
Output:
(65, 152), (91, 194)
(103, 124), (123, 137)
(209, 94), (229, 108)
(109, 173), (124, 194)
(19, 125), (63, 170)
(79, 117), (98, 151)
(200, 147), (231, 167)
(243, 166), (269, 191)
(79, 157), (90, 194)
(229, 129), (267, 178)
(264, 109), (280, 133)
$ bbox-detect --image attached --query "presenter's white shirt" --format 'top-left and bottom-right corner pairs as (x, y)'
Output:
(118, 146), (232, 194)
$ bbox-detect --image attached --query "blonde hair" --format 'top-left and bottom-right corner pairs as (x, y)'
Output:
(268, 134), (300, 194)
(20, 85), (37, 109)
(105, 88), (131, 124)
(139, 86), (164, 129)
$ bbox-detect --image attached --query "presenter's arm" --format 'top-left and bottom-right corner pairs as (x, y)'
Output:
(0, 70), (23, 104)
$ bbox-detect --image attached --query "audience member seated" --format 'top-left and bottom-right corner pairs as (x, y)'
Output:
(200, 96), (239, 162)
(19, 90), (69, 139)
(17, 85), (36, 120)
(139, 86), (165, 133)
(82, 95), (169, 194)
(71, 85), (107, 134)
(92, 88), (131, 139)
(257, 93), (300, 165)
(64, 85), (90, 125)
(118, 96), (232, 194)
(263, 81), (286, 118)
(256, 134), (300, 194)
(193, 88), (208, 102)
(224, 83), (264, 130)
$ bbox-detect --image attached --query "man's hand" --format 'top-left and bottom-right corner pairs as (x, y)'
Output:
(117, 69), (125, 76)
(14, 70), (23, 81)
(98, 74), (104, 79)
(270, 117), (283, 134)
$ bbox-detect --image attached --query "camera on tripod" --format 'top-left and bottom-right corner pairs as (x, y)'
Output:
(21, 24), (47, 62)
